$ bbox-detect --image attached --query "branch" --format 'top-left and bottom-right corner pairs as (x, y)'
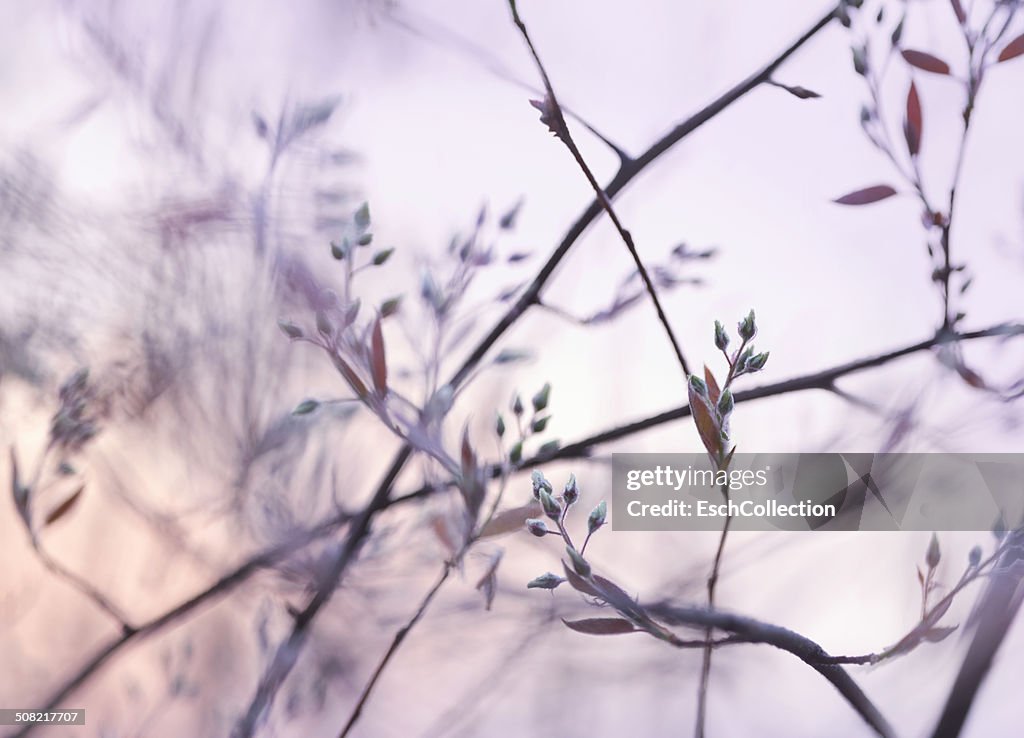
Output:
(17, 10), (840, 728)
(507, 0), (691, 378)
(646, 602), (896, 738)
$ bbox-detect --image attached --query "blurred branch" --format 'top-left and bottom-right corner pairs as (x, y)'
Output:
(930, 531), (1024, 738)
(646, 602), (896, 738)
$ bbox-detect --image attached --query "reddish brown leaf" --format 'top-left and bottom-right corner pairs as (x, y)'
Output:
(998, 33), (1024, 63)
(905, 82), (922, 156)
(561, 617), (636, 635)
(44, 485), (85, 526)
(703, 365), (721, 407)
(329, 351), (368, 398)
(901, 49), (951, 75)
(369, 316), (387, 397)
(479, 502), (542, 538)
(688, 384), (722, 459)
(833, 185), (898, 206)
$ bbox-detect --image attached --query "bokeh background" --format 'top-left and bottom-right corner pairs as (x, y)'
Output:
(2, 0), (1024, 736)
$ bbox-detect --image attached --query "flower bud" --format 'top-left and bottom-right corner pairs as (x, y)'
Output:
(527, 572), (565, 590)
(566, 546), (591, 577)
(588, 500), (607, 534)
(525, 518), (548, 537)
(717, 388), (734, 417)
(714, 320), (729, 351)
(738, 309), (757, 341)
(563, 473), (579, 505)
(540, 490), (562, 521)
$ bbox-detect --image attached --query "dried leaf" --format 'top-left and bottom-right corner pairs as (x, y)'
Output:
(901, 49), (951, 75)
(833, 185), (898, 206)
(44, 485), (85, 526)
(905, 82), (922, 156)
(369, 317), (388, 397)
(479, 502), (542, 538)
(561, 617), (636, 635)
(997, 33), (1024, 63)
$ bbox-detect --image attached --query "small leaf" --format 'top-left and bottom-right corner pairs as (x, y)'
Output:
(901, 49), (951, 75)
(905, 81), (922, 156)
(499, 199), (524, 230)
(293, 399), (320, 416)
(926, 533), (941, 568)
(354, 202), (371, 230)
(833, 185), (898, 206)
(380, 297), (402, 318)
(774, 82), (822, 100)
(372, 248), (394, 266)
(561, 617), (636, 635)
(44, 485), (85, 526)
(531, 383), (551, 412)
(922, 625), (958, 643)
(950, 0), (966, 24)
(370, 317), (388, 397)
(479, 502), (542, 538)
(277, 319), (303, 339)
(997, 33), (1024, 63)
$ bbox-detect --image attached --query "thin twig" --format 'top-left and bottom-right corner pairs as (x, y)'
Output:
(507, 0), (691, 378)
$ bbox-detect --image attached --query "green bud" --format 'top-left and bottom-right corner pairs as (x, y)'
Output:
(540, 490), (562, 520)
(330, 239), (350, 260)
(278, 319), (303, 339)
(293, 399), (320, 416)
(511, 393), (524, 417)
(509, 441), (523, 465)
(354, 202), (371, 230)
(358, 232), (373, 246)
(527, 572), (565, 590)
(562, 473), (579, 505)
(714, 320), (729, 351)
(688, 375), (708, 397)
(525, 518), (548, 537)
(531, 416), (550, 433)
(968, 546), (982, 568)
(717, 388), (734, 417)
(372, 248), (394, 266)
(852, 46), (868, 76)
(745, 352), (769, 372)
(566, 546), (591, 577)
(588, 500), (607, 534)
(380, 297), (401, 318)
(738, 309), (757, 341)
(531, 469), (553, 498)
(532, 382), (551, 412)
(537, 440), (560, 457)
(495, 413), (506, 438)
